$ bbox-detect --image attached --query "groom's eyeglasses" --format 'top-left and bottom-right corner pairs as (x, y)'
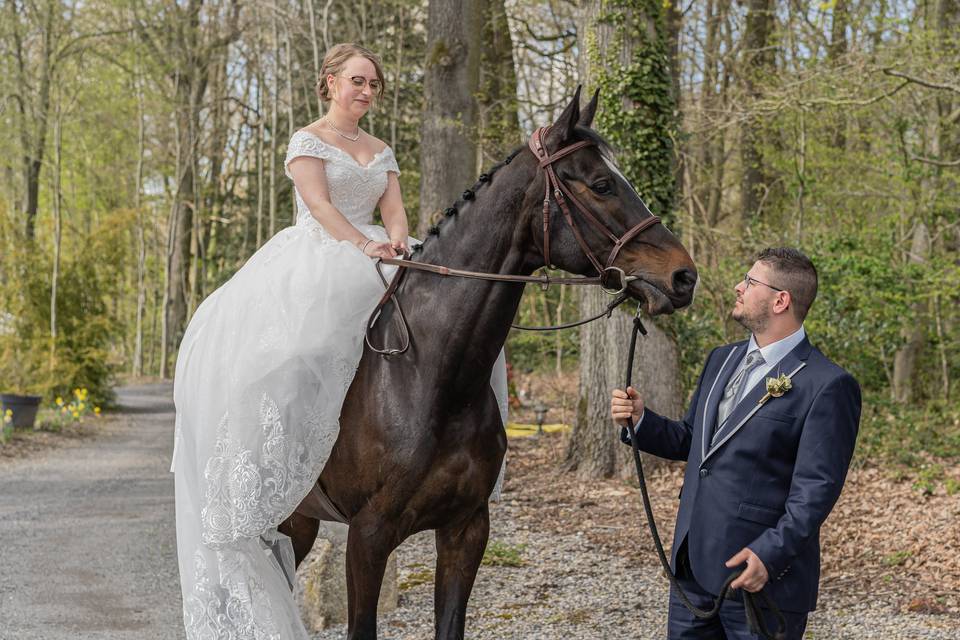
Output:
(743, 274), (784, 292)
(343, 75), (382, 93)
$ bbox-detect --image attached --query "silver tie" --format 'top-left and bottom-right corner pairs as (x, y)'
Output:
(714, 349), (765, 443)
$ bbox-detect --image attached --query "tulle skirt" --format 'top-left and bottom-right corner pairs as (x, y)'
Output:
(171, 217), (506, 639)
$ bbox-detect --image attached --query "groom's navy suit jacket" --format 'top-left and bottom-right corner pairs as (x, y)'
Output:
(622, 336), (860, 613)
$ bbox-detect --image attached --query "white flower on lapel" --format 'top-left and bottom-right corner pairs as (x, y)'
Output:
(758, 373), (793, 406)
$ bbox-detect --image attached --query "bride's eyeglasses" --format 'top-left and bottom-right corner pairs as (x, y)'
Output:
(342, 75), (382, 93)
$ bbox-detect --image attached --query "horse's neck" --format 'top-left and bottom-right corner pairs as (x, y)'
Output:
(391, 174), (533, 386)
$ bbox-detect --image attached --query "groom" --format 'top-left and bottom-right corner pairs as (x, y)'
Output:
(611, 247), (861, 639)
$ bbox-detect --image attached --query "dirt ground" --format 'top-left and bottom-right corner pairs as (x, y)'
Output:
(504, 431), (960, 618)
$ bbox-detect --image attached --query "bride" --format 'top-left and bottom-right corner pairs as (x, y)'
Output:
(171, 43), (506, 639)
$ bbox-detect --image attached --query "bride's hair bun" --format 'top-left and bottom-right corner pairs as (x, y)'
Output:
(317, 43), (386, 105)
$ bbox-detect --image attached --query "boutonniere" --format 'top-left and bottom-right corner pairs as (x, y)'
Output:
(759, 373), (793, 406)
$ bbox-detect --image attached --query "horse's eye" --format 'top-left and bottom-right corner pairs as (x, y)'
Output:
(592, 180), (612, 195)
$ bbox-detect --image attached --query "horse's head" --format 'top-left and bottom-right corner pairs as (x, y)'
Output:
(521, 88), (697, 315)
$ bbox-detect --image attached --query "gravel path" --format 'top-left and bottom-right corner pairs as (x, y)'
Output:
(0, 383), (184, 639)
(315, 497), (959, 640)
(1, 383), (955, 639)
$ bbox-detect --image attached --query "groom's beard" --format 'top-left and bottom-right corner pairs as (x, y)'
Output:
(732, 303), (770, 335)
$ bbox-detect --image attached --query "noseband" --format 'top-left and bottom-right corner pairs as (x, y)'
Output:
(528, 126), (661, 294)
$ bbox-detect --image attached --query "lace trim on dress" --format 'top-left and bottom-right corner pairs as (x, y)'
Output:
(183, 549), (281, 640)
(200, 392), (339, 547)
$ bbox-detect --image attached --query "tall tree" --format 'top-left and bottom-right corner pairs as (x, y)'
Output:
(740, 0), (775, 223)
(565, 0), (683, 479)
(418, 0), (483, 235)
(7, 0), (66, 241)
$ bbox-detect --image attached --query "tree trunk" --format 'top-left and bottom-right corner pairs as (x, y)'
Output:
(892, 222), (931, 403)
(133, 72), (147, 378)
(827, 0), (849, 150)
(418, 0), (483, 235)
(11, 0), (57, 241)
(477, 0), (520, 166)
(49, 99), (63, 373)
(740, 0), (774, 223)
(566, 0), (682, 479)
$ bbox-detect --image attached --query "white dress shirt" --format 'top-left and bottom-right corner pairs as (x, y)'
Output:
(738, 326), (807, 397)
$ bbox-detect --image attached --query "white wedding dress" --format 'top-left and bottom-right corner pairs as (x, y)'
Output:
(171, 129), (508, 640)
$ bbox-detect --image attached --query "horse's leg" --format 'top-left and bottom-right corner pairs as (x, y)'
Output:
(344, 511), (397, 640)
(277, 511), (320, 569)
(434, 505), (490, 640)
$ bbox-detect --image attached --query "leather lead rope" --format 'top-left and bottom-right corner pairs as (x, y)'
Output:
(623, 306), (787, 640)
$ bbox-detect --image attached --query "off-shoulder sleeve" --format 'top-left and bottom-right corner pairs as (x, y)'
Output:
(382, 147), (400, 176)
(284, 130), (334, 178)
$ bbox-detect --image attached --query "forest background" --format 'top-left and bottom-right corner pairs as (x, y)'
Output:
(1, 0), (957, 483)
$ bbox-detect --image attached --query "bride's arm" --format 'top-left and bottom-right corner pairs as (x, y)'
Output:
(288, 156), (395, 258)
(378, 172), (409, 253)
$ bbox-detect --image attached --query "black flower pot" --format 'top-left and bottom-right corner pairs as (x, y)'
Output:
(1, 393), (43, 429)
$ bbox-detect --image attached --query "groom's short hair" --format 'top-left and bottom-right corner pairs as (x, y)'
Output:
(757, 247), (818, 321)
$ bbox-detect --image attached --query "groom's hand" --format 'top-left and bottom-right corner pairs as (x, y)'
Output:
(611, 387), (644, 427)
(726, 547), (769, 592)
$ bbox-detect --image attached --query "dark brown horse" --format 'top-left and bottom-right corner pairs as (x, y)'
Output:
(279, 88), (697, 640)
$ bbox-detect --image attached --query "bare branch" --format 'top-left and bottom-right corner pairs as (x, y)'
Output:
(909, 153), (960, 167)
(882, 68), (960, 95)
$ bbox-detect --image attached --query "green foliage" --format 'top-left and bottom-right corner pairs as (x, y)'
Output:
(507, 284), (581, 375)
(855, 393), (960, 466)
(0, 209), (131, 407)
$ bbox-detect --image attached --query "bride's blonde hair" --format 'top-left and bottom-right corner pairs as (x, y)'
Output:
(317, 43), (385, 105)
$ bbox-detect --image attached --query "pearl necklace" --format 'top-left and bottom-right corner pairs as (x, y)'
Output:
(324, 116), (361, 142)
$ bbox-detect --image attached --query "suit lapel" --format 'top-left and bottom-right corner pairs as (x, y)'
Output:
(701, 337), (813, 466)
(699, 344), (744, 462)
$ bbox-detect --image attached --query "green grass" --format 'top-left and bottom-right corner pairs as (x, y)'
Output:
(398, 568), (433, 592)
(882, 550), (912, 567)
(482, 540), (526, 567)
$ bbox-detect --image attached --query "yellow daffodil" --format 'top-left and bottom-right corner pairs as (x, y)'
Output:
(94, 407), (101, 416)
(55, 397), (64, 406)
(77, 402), (86, 411)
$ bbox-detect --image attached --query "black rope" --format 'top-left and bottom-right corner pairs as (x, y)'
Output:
(623, 308), (787, 640)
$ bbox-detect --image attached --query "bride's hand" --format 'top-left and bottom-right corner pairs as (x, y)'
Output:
(390, 239), (408, 256)
(362, 240), (397, 259)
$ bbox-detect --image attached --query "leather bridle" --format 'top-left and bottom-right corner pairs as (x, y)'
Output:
(366, 126), (664, 355)
(527, 125), (661, 293)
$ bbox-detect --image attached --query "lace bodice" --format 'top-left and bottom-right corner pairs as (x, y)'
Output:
(284, 129), (400, 227)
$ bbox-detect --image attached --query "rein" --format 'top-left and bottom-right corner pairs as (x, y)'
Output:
(364, 126), (661, 355)
(622, 306), (787, 640)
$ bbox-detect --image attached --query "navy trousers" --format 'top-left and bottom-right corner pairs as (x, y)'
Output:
(667, 543), (808, 640)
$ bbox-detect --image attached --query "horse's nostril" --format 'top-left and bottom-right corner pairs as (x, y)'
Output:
(672, 267), (698, 295)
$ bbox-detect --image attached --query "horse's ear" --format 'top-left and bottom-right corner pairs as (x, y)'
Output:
(552, 85), (582, 142)
(578, 88), (599, 128)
